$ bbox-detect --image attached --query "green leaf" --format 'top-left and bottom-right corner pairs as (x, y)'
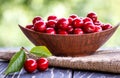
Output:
(5, 47), (26, 75)
(30, 46), (52, 57)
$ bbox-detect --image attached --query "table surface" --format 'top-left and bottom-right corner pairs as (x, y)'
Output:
(0, 48), (120, 78)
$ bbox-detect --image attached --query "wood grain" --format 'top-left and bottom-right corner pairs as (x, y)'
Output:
(0, 61), (72, 78)
(19, 25), (119, 56)
(73, 71), (120, 78)
(0, 61), (120, 78)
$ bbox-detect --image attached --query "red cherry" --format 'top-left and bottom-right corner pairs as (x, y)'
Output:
(26, 24), (33, 29)
(94, 21), (102, 25)
(68, 17), (74, 25)
(32, 16), (43, 25)
(57, 18), (69, 30)
(94, 26), (102, 32)
(47, 15), (57, 21)
(58, 30), (68, 35)
(102, 24), (112, 30)
(67, 25), (74, 34)
(24, 59), (37, 73)
(72, 18), (83, 28)
(83, 22), (95, 33)
(46, 28), (56, 34)
(31, 27), (34, 30)
(34, 21), (46, 32)
(83, 17), (93, 23)
(74, 28), (84, 34)
(69, 14), (78, 19)
(87, 12), (97, 22)
(46, 20), (57, 28)
(37, 58), (48, 71)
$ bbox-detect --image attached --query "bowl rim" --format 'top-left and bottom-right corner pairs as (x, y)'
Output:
(19, 24), (119, 37)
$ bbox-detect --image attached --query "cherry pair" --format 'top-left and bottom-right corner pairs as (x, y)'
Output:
(26, 12), (112, 35)
(24, 58), (48, 73)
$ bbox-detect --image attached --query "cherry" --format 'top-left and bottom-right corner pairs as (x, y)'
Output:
(87, 12), (97, 22)
(34, 21), (46, 32)
(26, 24), (33, 29)
(94, 26), (102, 32)
(83, 17), (93, 23)
(31, 27), (34, 30)
(69, 14), (78, 19)
(94, 21), (102, 25)
(57, 18), (69, 30)
(37, 58), (48, 71)
(68, 17), (74, 25)
(32, 16), (43, 25)
(83, 22), (95, 33)
(47, 15), (57, 21)
(72, 18), (83, 28)
(24, 59), (37, 73)
(67, 25), (74, 34)
(58, 30), (68, 35)
(74, 28), (84, 34)
(102, 24), (112, 30)
(46, 20), (57, 28)
(46, 28), (56, 34)
(26, 13), (113, 35)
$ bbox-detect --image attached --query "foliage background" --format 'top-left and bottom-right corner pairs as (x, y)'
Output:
(0, 0), (120, 48)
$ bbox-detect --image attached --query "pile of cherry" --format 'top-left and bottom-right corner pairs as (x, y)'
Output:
(26, 12), (112, 35)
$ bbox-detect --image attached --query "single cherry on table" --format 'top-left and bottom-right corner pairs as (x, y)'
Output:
(24, 58), (37, 73)
(36, 58), (49, 71)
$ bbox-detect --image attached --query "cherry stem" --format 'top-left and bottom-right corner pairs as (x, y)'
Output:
(21, 47), (30, 59)
(21, 47), (39, 60)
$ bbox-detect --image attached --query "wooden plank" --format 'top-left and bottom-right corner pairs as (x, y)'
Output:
(5, 68), (72, 78)
(0, 61), (72, 78)
(73, 70), (120, 78)
(0, 61), (8, 78)
(49, 67), (72, 78)
(1, 61), (120, 78)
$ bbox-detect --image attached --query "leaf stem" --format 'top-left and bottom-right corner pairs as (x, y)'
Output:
(22, 47), (38, 60)
(21, 47), (29, 59)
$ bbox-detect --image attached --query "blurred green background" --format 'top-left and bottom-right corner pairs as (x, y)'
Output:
(0, 0), (120, 48)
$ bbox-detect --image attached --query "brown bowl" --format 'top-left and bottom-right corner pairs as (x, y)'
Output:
(19, 24), (119, 56)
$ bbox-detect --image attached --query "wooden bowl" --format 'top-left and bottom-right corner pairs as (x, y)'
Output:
(19, 24), (119, 56)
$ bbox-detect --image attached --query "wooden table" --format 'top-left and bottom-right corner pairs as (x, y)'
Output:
(0, 48), (120, 78)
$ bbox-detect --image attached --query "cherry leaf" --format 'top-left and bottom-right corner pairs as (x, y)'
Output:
(30, 46), (52, 57)
(5, 47), (26, 75)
